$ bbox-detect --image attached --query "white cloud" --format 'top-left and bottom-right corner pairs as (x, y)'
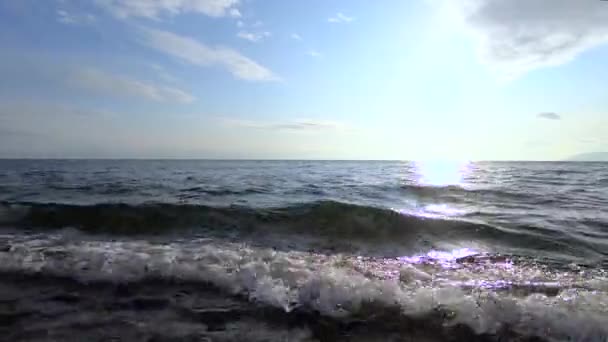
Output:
(444, 0), (608, 78)
(138, 28), (279, 81)
(146, 63), (181, 84)
(221, 118), (348, 131)
(237, 31), (270, 43)
(306, 50), (322, 58)
(56, 9), (96, 25)
(328, 12), (355, 23)
(290, 33), (302, 41)
(235, 20), (263, 29)
(95, 0), (239, 19)
(229, 8), (241, 18)
(68, 67), (195, 103)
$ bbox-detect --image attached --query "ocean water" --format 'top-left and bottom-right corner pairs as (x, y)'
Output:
(0, 160), (606, 341)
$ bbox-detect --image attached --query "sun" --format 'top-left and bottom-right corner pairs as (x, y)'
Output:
(413, 160), (472, 187)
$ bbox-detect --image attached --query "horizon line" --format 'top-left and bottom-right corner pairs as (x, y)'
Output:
(0, 158), (605, 162)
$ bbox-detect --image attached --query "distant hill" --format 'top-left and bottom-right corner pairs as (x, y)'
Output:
(567, 152), (608, 161)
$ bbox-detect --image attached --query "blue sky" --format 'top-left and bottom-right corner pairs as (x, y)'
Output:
(0, 0), (607, 160)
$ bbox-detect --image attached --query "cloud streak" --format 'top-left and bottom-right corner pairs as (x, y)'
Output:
(577, 138), (600, 145)
(537, 112), (562, 120)
(56, 10), (96, 25)
(446, 0), (608, 78)
(306, 50), (322, 58)
(328, 12), (355, 23)
(537, 112), (561, 120)
(95, 0), (240, 19)
(138, 28), (279, 81)
(0, 128), (43, 139)
(68, 67), (195, 103)
(222, 118), (347, 131)
(237, 31), (271, 43)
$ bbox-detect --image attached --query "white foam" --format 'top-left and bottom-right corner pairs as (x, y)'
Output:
(0, 233), (607, 341)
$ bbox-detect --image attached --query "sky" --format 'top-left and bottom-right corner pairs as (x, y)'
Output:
(0, 0), (607, 160)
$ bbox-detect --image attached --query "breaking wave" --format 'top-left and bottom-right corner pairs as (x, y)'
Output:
(0, 235), (606, 341)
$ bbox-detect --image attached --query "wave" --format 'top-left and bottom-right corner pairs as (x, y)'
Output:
(0, 273), (582, 342)
(0, 236), (606, 341)
(0, 200), (464, 236)
(1, 200), (602, 261)
(0, 200), (539, 240)
(0, 272), (562, 342)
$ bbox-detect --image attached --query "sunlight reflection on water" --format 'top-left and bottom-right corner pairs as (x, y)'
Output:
(422, 203), (467, 217)
(398, 248), (479, 265)
(397, 161), (474, 218)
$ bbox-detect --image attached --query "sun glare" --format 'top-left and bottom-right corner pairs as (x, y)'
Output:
(413, 160), (471, 187)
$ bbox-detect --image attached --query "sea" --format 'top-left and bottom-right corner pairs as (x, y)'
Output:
(0, 160), (606, 341)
